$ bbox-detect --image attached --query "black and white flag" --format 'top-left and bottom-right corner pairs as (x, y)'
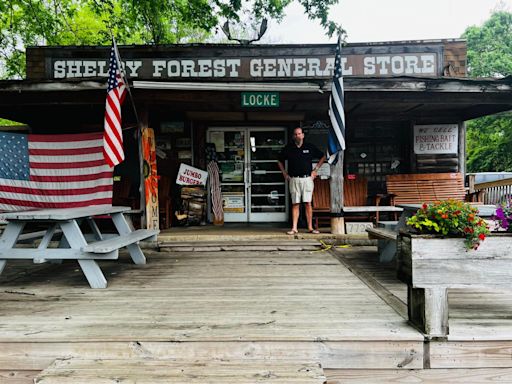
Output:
(327, 36), (346, 164)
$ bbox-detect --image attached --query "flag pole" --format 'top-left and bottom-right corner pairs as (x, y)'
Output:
(111, 36), (140, 126)
(110, 33), (147, 228)
(328, 35), (346, 235)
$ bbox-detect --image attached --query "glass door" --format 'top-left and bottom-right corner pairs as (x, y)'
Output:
(207, 127), (288, 222)
(208, 128), (247, 222)
(248, 128), (288, 222)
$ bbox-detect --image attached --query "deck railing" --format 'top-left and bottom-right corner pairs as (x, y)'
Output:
(468, 175), (512, 205)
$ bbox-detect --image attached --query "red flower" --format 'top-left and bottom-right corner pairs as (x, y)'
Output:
(422, 203), (428, 210)
(478, 233), (486, 240)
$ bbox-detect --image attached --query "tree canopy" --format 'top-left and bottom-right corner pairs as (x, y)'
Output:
(0, 0), (344, 79)
(464, 11), (512, 173)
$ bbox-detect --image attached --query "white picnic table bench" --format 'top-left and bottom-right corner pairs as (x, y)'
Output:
(0, 206), (158, 288)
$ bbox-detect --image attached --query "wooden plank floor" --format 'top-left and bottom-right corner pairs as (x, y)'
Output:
(35, 359), (326, 384)
(334, 246), (512, 370)
(0, 244), (423, 382)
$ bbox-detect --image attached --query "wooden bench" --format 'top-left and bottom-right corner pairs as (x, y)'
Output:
(385, 172), (476, 204)
(83, 229), (158, 253)
(313, 178), (400, 229)
(366, 227), (399, 262)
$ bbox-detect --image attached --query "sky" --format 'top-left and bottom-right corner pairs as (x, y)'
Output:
(261, 0), (511, 44)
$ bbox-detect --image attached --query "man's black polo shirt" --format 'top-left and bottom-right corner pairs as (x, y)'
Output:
(278, 142), (324, 177)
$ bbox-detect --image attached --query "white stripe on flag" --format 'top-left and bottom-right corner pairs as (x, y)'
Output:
(30, 165), (112, 177)
(0, 178), (112, 189)
(29, 139), (103, 150)
(0, 191), (113, 202)
(30, 152), (104, 163)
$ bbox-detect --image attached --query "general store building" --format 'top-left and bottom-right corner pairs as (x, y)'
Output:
(0, 39), (511, 227)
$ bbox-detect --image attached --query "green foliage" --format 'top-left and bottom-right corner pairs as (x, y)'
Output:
(463, 11), (512, 78)
(466, 112), (512, 172)
(0, 0), (344, 79)
(463, 11), (512, 172)
(406, 200), (490, 250)
(0, 118), (24, 126)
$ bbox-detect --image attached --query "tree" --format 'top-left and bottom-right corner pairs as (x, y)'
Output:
(463, 11), (512, 172)
(0, 0), (344, 79)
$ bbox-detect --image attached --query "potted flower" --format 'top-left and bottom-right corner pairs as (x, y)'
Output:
(397, 200), (501, 287)
(405, 199), (489, 250)
(493, 198), (512, 232)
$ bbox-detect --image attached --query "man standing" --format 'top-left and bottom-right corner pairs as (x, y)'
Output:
(278, 127), (326, 235)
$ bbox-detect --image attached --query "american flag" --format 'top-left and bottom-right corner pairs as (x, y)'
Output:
(103, 40), (126, 168)
(0, 132), (113, 211)
(327, 36), (346, 164)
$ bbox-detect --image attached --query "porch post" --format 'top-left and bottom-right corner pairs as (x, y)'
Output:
(408, 285), (449, 338)
(330, 151), (345, 234)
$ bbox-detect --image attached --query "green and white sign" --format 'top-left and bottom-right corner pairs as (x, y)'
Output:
(241, 92), (280, 107)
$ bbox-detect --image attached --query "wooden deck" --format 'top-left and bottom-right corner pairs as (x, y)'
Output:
(2, 241), (512, 382)
(0, 241), (422, 383)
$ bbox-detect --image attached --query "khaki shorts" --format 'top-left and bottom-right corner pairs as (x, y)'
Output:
(289, 177), (314, 204)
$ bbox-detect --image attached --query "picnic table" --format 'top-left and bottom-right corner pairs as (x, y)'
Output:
(0, 206), (158, 288)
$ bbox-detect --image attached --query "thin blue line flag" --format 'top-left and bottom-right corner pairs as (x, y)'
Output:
(327, 36), (346, 164)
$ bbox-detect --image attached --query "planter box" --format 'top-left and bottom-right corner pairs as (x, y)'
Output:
(397, 231), (512, 337)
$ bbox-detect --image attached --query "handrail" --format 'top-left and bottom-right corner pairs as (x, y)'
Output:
(474, 178), (512, 190)
(472, 177), (512, 205)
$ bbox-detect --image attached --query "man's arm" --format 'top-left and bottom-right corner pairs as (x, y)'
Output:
(311, 155), (326, 179)
(277, 160), (290, 181)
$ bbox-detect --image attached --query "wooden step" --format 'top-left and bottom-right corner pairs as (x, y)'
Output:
(325, 368), (512, 383)
(35, 358), (326, 384)
(159, 240), (322, 252)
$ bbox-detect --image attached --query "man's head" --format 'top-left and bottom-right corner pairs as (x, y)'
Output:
(292, 127), (304, 146)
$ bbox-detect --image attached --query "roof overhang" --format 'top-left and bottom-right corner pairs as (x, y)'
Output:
(0, 76), (510, 125)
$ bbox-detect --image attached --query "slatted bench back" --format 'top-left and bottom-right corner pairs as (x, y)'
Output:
(386, 173), (466, 205)
(313, 177), (368, 211)
(344, 177), (368, 206)
(312, 179), (331, 212)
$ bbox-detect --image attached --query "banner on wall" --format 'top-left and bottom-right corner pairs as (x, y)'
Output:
(142, 128), (159, 230)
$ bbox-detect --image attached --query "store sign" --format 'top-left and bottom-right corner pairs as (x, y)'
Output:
(176, 164), (208, 186)
(413, 124), (459, 154)
(49, 53), (440, 80)
(241, 92), (279, 107)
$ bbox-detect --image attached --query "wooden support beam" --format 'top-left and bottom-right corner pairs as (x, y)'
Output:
(330, 152), (345, 235)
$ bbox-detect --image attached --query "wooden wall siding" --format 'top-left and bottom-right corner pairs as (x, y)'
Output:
(25, 49), (46, 80)
(415, 154), (459, 173)
(443, 41), (467, 77)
